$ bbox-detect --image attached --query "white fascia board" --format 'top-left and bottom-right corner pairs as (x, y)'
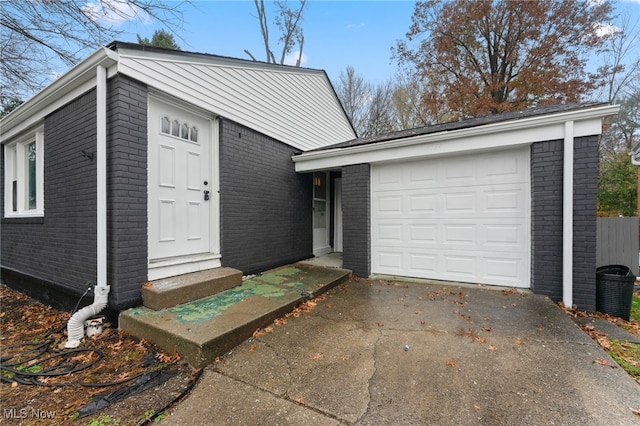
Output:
(0, 47), (119, 142)
(294, 104), (620, 172)
(115, 47), (324, 76)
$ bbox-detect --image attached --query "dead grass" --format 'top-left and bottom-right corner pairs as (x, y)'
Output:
(562, 291), (640, 384)
(0, 284), (197, 425)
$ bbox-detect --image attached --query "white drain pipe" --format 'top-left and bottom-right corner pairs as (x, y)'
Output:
(65, 64), (110, 348)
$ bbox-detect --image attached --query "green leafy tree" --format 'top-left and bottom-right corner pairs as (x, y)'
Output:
(0, 95), (23, 119)
(598, 150), (637, 217)
(137, 29), (180, 49)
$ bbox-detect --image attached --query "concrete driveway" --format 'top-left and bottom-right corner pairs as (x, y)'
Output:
(164, 278), (640, 425)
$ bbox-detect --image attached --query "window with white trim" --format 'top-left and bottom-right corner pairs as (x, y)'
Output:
(4, 128), (44, 217)
(160, 115), (199, 143)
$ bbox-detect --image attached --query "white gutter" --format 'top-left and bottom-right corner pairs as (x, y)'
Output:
(0, 47), (118, 142)
(65, 65), (110, 348)
(563, 121), (574, 309)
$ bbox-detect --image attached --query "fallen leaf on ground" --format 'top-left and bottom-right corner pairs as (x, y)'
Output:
(593, 358), (609, 367)
(447, 360), (458, 368)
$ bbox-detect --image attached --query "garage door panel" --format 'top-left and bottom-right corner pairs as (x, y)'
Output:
(376, 195), (403, 213)
(373, 220), (527, 250)
(408, 194), (437, 213)
(444, 255), (476, 276)
(409, 165), (437, 184)
(443, 192), (477, 213)
(484, 224), (521, 246)
(372, 148), (530, 288)
(376, 250), (404, 273)
(485, 257), (522, 282)
(443, 225), (477, 245)
(378, 224), (403, 242)
(408, 253), (438, 275)
(483, 185), (527, 214)
(409, 225), (437, 243)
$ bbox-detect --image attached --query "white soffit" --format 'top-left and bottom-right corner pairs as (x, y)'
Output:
(293, 104), (620, 172)
(116, 48), (356, 151)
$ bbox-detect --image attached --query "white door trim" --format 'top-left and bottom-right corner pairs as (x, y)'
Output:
(147, 94), (221, 280)
(334, 178), (343, 253)
(313, 171), (331, 256)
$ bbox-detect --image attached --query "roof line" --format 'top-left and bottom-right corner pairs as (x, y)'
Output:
(293, 103), (620, 164)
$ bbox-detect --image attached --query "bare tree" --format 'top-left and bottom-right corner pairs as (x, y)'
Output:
(362, 80), (396, 138)
(594, 15), (640, 105)
(245, 0), (307, 65)
(335, 67), (405, 137)
(596, 13), (640, 159)
(335, 67), (369, 136)
(392, 73), (431, 129)
(0, 0), (186, 99)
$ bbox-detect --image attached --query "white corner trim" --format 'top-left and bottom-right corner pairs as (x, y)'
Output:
(563, 121), (574, 309)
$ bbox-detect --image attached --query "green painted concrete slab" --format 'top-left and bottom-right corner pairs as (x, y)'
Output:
(119, 263), (351, 368)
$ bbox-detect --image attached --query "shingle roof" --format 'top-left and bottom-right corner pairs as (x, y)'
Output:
(313, 102), (609, 151)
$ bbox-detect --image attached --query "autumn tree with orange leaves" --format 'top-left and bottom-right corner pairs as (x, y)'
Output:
(393, 0), (613, 121)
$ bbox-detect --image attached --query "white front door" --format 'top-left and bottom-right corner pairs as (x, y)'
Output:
(148, 97), (213, 262)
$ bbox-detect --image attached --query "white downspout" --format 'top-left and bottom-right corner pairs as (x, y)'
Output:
(563, 121), (574, 309)
(65, 65), (110, 348)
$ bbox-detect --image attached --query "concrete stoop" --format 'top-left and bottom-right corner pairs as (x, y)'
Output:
(119, 263), (351, 368)
(141, 267), (243, 310)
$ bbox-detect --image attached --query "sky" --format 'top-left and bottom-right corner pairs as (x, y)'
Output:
(93, 0), (640, 86)
(116, 1), (419, 84)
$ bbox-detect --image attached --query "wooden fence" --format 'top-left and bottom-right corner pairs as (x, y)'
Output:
(596, 217), (639, 275)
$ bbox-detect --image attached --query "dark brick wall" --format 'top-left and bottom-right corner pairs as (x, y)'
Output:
(530, 139), (564, 301)
(572, 135), (599, 311)
(530, 136), (599, 311)
(106, 76), (148, 310)
(0, 76), (148, 311)
(1, 90), (99, 307)
(342, 164), (370, 277)
(219, 119), (313, 274)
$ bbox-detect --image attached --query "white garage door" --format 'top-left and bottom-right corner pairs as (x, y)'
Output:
(371, 148), (530, 287)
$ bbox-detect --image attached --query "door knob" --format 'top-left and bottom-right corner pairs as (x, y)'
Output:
(204, 190), (210, 201)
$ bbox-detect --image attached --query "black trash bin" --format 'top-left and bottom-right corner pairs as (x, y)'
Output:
(596, 265), (636, 321)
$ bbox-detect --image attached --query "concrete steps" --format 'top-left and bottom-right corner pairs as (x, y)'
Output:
(119, 263), (351, 368)
(141, 267), (242, 310)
